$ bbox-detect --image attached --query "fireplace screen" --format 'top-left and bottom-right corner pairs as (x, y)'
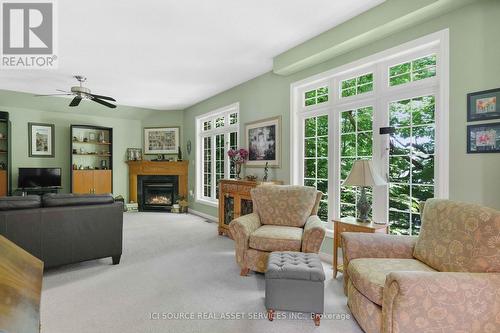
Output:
(144, 183), (174, 206)
(137, 175), (179, 212)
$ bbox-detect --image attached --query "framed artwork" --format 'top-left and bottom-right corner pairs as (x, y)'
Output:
(126, 148), (143, 161)
(28, 123), (55, 157)
(467, 88), (500, 122)
(467, 122), (500, 153)
(245, 116), (281, 167)
(144, 127), (179, 155)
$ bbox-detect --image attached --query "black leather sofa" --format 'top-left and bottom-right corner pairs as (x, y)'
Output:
(0, 193), (123, 269)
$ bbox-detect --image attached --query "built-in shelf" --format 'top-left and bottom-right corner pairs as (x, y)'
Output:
(0, 111), (9, 196)
(71, 125), (113, 194)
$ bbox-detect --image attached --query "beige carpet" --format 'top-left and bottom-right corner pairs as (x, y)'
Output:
(41, 212), (362, 333)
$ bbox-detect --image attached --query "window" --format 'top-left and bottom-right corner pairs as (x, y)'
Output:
(304, 86), (329, 107)
(196, 103), (239, 205)
(388, 96), (435, 235)
(303, 115), (329, 221)
(203, 137), (212, 197)
(291, 30), (449, 234)
(340, 107), (373, 218)
(340, 73), (373, 98)
(389, 54), (436, 86)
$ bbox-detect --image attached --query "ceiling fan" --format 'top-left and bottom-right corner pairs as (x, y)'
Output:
(35, 75), (117, 108)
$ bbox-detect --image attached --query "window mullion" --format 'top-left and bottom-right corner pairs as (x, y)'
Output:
(211, 134), (216, 200)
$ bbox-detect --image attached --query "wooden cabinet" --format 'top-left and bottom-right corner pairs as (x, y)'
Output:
(0, 235), (43, 333)
(93, 170), (112, 194)
(218, 179), (283, 237)
(72, 170), (112, 194)
(0, 170), (7, 197)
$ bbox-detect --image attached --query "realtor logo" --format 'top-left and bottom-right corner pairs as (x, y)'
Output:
(1, 0), (57, 68)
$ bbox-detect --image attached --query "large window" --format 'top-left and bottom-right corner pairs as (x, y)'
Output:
(291, 31), (448, 235)
(196, 103), (239, 205)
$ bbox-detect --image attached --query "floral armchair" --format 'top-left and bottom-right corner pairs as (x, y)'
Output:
(229, 185), (326, 275)
(341, 199), (500, 333)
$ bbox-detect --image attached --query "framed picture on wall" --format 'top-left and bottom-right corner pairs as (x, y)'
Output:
(144, 127), (180, 155)
(467, 88), (500, 121)
(245, 116), (281, 167)
(467, 122), (500, 153)
(28, 123), (55, 157)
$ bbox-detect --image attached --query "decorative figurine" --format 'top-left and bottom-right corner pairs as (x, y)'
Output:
(177, 146), (182, 161)
(99, 131), (105, 143)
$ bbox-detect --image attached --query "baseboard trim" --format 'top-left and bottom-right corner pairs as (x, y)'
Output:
(188, 208), (217, 222)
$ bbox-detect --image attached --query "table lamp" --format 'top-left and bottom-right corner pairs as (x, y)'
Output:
(343, 159), (386, 222)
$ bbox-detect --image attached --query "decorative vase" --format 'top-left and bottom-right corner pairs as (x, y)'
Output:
(235, 163), (242, 180)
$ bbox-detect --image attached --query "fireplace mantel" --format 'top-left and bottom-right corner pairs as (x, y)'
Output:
(127, 160), (188, 204)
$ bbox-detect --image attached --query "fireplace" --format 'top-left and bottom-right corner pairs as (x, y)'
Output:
(137, 175), (179, 212)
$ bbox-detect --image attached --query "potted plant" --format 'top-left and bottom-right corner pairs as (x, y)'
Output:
(227, 148), (249, 180)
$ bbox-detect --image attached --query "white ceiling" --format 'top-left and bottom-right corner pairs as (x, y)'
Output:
(0, 0), (384, 110)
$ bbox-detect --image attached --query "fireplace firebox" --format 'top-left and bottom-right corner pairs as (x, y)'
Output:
(137, 175), (179, 211)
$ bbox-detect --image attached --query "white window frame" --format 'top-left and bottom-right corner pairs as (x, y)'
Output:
(290, 30), (449, 234)
(195, 103), (240, 207)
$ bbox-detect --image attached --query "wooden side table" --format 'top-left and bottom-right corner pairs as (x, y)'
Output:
(333, 217), (389, 278)
(0, 235), (43, 332)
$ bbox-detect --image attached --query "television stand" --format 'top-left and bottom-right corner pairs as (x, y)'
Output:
(15, 187), (62, 196)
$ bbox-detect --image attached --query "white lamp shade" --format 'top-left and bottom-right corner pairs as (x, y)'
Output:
(343, 159), (386, 187)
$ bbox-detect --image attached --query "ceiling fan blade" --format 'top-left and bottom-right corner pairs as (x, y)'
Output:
(87, 93), (116, 102)
(34, 93), (73, 97)
(56, 89), (72, 93)
(69, 96), (82, 107)
(91, 97), (116, 109)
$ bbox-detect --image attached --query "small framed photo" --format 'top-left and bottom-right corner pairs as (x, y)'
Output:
(467, 88), (500, 122)
(127, 148), (143, 161)
(29, 123), (55, 157)
(467, 122), (500, 153)
(144, 127), (180, 155)
(245, 116), (281, 167)
(89, 132), (96, 142)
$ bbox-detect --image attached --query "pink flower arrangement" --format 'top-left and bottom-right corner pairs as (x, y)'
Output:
(227, 148), (249, 164)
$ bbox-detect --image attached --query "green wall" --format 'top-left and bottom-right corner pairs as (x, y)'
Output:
(0, 90), (172, 201)
(179, 0), (500, 253)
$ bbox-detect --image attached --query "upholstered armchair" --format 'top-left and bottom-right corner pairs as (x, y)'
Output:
(229, 185), (326, 275)
(341, 199), (500, 333)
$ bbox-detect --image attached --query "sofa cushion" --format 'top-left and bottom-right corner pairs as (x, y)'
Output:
(249, 225), (302, 252)
(0, 195), (41, 211)
(251, 185), (318, 227)
(348, 258), (435, 306)
(42, 193), (114, 208)
(414, 199), (500, 273)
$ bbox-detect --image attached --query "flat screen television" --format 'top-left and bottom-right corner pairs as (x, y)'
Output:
(18, 168), (62, 188)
